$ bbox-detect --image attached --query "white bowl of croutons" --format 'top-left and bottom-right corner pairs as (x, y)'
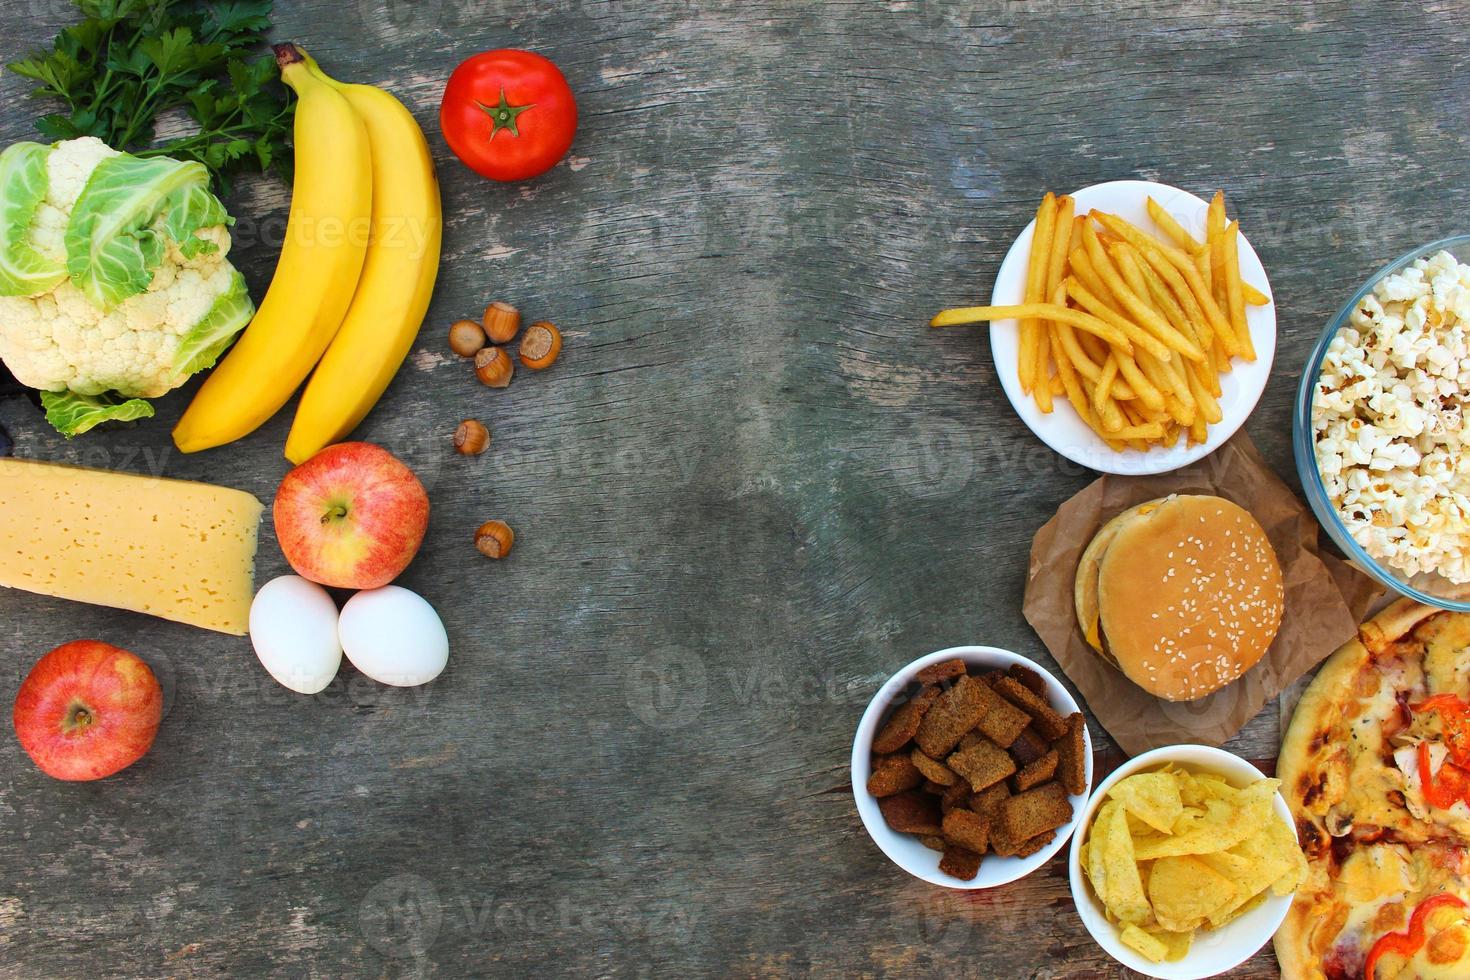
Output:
(852, 646), (1094, 889)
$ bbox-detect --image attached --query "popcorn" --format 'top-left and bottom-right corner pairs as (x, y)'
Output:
(1313, 250), (1470, 583)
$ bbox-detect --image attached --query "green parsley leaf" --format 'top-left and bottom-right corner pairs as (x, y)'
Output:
(6, 0), (293, 187)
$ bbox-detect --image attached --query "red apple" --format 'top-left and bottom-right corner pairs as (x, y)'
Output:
(13, 640), (163, 781)
(274, 442), (430, 589)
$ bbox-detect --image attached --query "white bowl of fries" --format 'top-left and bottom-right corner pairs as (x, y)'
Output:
(932, 180), (1276, 475)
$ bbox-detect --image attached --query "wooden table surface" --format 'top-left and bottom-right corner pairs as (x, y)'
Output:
(1, 1), (1468, 976)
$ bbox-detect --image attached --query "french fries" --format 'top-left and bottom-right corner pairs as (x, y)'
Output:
(1019, 193), (1058, 395)
(932, 190), (1267, 453)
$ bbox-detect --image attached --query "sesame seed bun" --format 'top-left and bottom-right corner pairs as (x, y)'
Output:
(1074, 494), (1285, 702)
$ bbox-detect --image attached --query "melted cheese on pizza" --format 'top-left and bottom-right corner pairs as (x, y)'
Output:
(1422, 612), (1470, 697)
(1316, 845), (1470, 979)
(1325, 654), (1424, 840)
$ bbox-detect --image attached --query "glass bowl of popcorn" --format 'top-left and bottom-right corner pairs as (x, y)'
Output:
(1294, 235), (1470, 610)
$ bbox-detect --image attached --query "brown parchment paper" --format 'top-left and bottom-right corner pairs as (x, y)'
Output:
(1023, 434), (1383, 756)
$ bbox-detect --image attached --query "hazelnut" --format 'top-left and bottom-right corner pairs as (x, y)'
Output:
(448, 319), (486, 357)
(475, 520), (514, 559)
(474, 346), (513, 388)
(454, 419), (490, 455)
(483, 301), (521, 344)
(518, 321), (563, 370)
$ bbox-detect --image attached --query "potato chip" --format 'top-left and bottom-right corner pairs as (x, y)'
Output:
(1120, 924), (1169, 963)
(1205, 815), (1299, 928)
(1119, 924), (1194, 963)
(1197, 847), (1254, 884)
(1093, 800), (1151, 925)
(1108, 771), (1183, 834)
(1171, 804), (1205, 832)
(1157, 928), (1193, 962)
(1199, 775), (1234, 799)
(1125, 813), (1155, 837)
(1123, 925), (1194, 963)
(1134, 780), (1276, 860)
(1177, 770), (1229, 806)
(1087, 820), (1110, 901)
(1132, 799), (1237, 858)
(1213, 888), (1275, 934)
(1266, 816), (1308, 897)
(1148, 854), (1237, 933)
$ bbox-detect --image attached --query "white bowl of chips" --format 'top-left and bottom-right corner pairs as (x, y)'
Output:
(1067, 744), (1303, 979)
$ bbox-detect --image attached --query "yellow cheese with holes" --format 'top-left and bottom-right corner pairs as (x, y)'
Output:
(0, 458), (262, 634)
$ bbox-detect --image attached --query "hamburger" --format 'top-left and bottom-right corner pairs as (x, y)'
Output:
(1074, 494), (1284, 702)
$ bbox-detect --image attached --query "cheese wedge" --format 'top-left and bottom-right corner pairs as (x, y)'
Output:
(0, 458), (262, 634)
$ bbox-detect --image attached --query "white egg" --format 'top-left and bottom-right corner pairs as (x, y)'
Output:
(249, 575), (343, 694)
(338, 586), (448, 687)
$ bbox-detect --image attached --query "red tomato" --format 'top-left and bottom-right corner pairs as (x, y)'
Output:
(439, 49), (577, 182)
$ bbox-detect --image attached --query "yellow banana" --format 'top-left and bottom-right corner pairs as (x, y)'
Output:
(284, 58), (442, 464)
(173, 43), (372, 454)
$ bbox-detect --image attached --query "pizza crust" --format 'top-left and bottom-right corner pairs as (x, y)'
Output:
(1277, 639), (1367, 980)
(1358, 597), (1444, 655)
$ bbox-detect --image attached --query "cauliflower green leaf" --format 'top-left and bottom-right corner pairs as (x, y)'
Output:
(64, 153), (226, 310)
(173, 268), (252, 375)
(0, 142), (66, 297)
(41, 389), (155, 438)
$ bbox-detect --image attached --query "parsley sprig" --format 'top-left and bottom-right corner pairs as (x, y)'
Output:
(7, 0), (293, 187)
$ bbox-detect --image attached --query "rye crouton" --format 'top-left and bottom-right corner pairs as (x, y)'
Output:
(992, 675), (1070, 741)
(969, 781), (1010, 819)
(1007, 727), (1050, 768)
(999, 781), (1073, 843)
(941, 808), (991, 855)
(939, 845), (983, 881)
(866, 754), (923, 797)
(940, 779), (971, 813)
(1055, 712), (1088, 796)
(989, 820), (1056, 859)
(1008, 663), (1048, 697)
(1012, 750), (1059, 793)
(970, 679), (1031, 748)
(946, 738), (1016, 792)
(910, 748), (958, 786)
(1014, 828), (1056, 858)
(872, 685), (941, 754)
(988, 817), (1021, 857)
(914, 658), (967, 684)
(915, 675), (990, 758)
(878, 791), (942, 836)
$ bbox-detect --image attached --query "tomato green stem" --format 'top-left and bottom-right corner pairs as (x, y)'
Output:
(476, 89), (533, 139)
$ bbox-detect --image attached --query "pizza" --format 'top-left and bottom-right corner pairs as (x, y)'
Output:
(1277, 599), (1470, 979)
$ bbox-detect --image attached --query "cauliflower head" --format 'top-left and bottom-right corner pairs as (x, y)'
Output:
(0, 137), (252, 436)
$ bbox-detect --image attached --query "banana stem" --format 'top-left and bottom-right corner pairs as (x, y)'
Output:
(273, 43), (306, 69)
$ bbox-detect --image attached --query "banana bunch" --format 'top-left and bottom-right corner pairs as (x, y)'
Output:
(174, 44), (442, 462)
